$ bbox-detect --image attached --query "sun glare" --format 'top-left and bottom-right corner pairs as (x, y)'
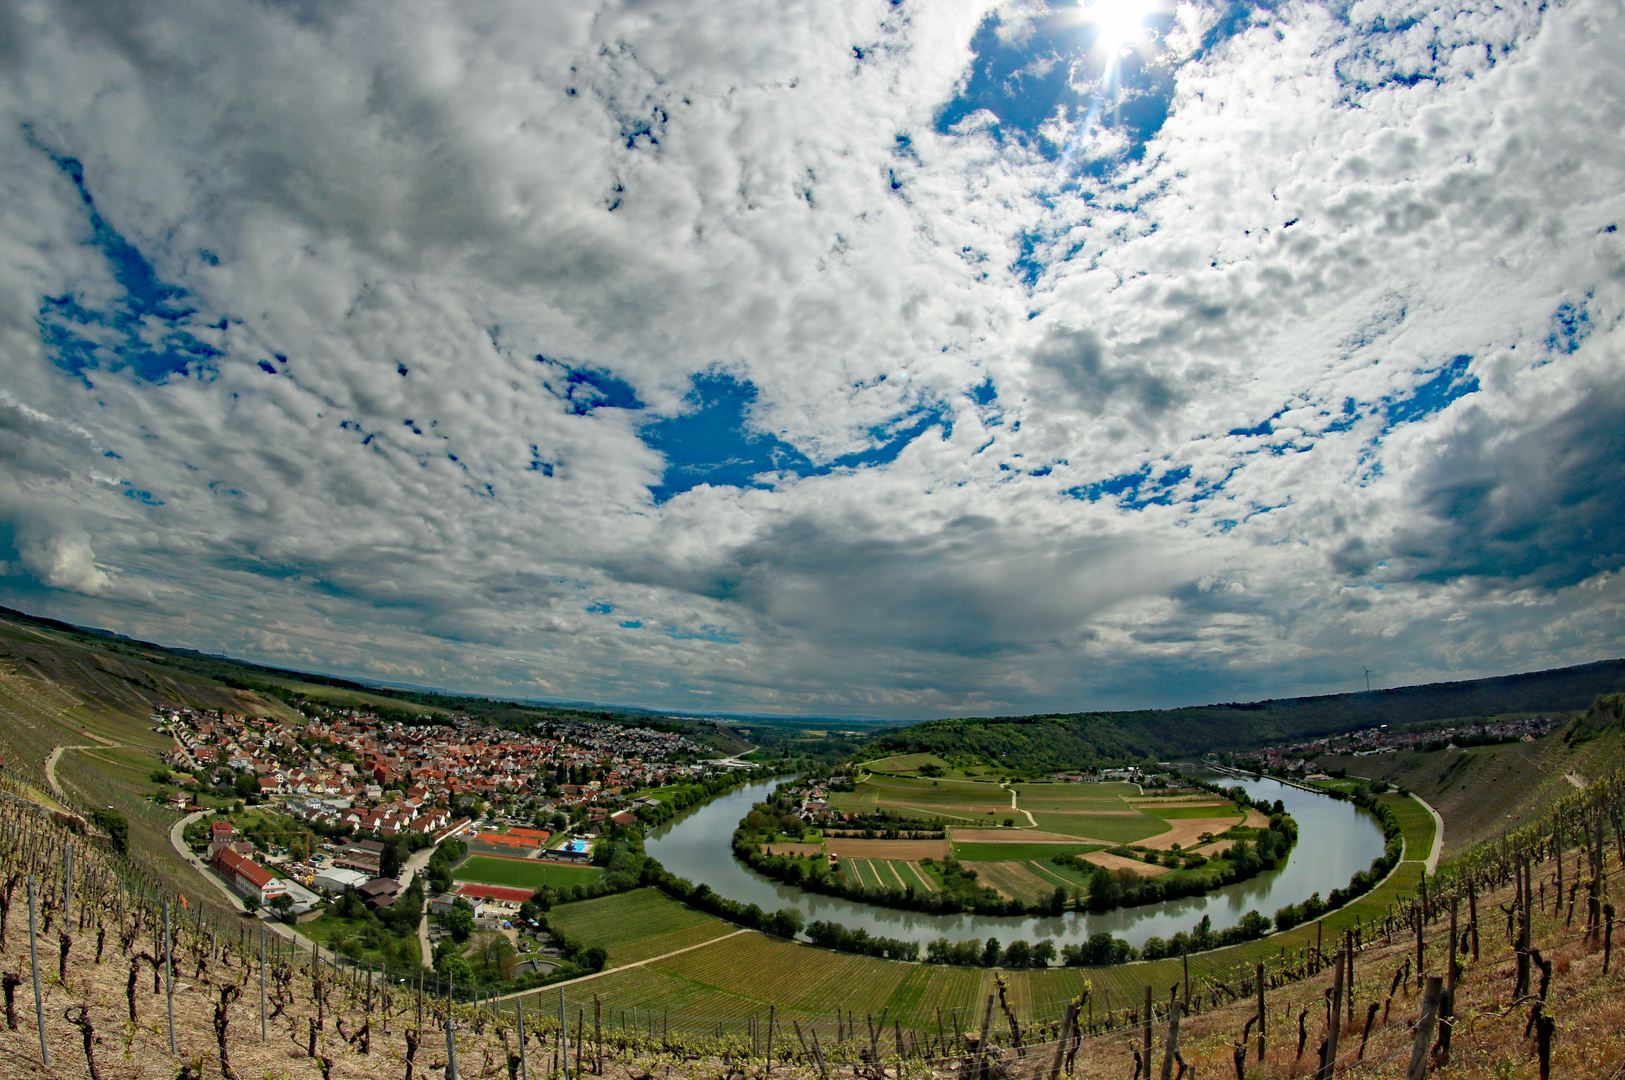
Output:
(1080, 0), (1155, 54)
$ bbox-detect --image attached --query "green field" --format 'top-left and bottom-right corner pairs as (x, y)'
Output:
(544, 888), (739, 966)
(1029, 811), (1168, 843)
(520, 819), (1441, 1032)
(455, 854), (604, 891)
(1140, 804), (1245, 820)
(951, 841), (1103, 861)
(828, 775), (1014, 821)
(1381, 792), (1437, 860)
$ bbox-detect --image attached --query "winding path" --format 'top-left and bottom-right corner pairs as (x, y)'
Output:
(44, 742), (117, 803)
(1409, 791), (1445, 874)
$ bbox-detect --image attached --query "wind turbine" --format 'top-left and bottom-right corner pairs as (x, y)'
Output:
(1363, 666), (1375, 693)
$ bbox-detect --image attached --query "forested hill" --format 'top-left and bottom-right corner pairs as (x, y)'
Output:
(860, 658), (1625, 769)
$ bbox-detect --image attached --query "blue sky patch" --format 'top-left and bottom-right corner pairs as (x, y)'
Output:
(1382, 355), (1478, 428)
(586, 601), (615, 614)
(1067, 463), (1191, 510)
(536, 356), (644, 414)
(640, 371), (949, 503)
(934, 6), (1179, 169)
(619, 620), (643, 629)
(36, 151), (222, 384)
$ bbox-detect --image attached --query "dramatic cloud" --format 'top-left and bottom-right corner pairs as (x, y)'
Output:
(0, 0), (1619, 716)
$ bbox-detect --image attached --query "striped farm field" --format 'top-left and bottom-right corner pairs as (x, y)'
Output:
(544, 888), (737, 965)
(960, 859), (1061, 904)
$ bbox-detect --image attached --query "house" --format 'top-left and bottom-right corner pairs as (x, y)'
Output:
(210, 821), (237, 845)
(430, 892), (482, 919)
(212, 848), (287, 906)
(312, 867), (369, 894)
(608, 810), (637, 827)
(357, 878), (402, 909)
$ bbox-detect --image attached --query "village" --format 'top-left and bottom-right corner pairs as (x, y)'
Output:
(153, 702), (745, 929)
(1215, 713), (1565, 775)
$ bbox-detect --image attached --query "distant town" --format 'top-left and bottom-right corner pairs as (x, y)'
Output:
(1213, 713), (1565, 775)
(154, 702), (754, 920)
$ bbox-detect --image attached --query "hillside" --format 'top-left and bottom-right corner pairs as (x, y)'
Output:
(1315, 693), (1625, 858)
(2, 734), (1622, 1079)
(858, 659), (1625, 770)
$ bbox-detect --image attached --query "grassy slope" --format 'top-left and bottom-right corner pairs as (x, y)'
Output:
(0, 613), (303, 918)
(1316, 723), (1625, 857)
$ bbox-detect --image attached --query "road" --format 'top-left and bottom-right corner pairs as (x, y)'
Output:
(1408, 791), (1445, 874)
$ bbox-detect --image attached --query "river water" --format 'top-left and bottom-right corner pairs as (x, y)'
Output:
(645, 775), (1385, 949)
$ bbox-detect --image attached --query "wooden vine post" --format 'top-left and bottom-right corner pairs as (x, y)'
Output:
(1255, 961), (1267, 1062)
(1142, 986), (1153, 1080)
(1158, 1001), (1181, 1080)
(1405, 976), (1444, 1080)
(1317, 949), (1344, 1080)
(26, 877), (47, 1068)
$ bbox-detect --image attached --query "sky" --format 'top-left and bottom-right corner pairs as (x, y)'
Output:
(0, 0), (1621, 718)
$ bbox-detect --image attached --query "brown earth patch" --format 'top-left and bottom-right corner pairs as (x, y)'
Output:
(1080, 851), (1169, 877)
(824, 837), (950, 859)
(1139, 817), (1239, 850)
(1243, 808), (1272, 828)
(762, 842), (823, 857)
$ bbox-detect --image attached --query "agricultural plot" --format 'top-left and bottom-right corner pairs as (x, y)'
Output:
(1139, 803), (1243, 820)
(454, 854), (603, 892)
(832, 775), (1015, 822)
(1028, 811), (1168, 843)
(959, 860), (1062, 904)
(545, 888), (737, 966)
(950, 841), (1103, 862)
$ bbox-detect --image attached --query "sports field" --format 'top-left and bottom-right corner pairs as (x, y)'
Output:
(454, 854), (604, 892)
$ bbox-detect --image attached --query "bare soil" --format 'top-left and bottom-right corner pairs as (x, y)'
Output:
(824, 837), (950, 859)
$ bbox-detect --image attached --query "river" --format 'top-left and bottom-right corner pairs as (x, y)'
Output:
(644, 774), (1386, 950)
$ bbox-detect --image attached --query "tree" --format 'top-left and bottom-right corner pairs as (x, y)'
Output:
(380, 841), (406, 880)
(981, 937), (1002, 967)
(1032, 940), (1057, 967)
(91, 807), (128, 855)
(443, 897), (475, 942)
(1003, 940), (1032, 967)
(268, 893), (296, 923)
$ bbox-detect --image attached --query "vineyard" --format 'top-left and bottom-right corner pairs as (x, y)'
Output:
(1, 740), (1623, 1079)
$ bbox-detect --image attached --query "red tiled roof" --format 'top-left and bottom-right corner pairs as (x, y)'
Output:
(214, 847), (276, 890)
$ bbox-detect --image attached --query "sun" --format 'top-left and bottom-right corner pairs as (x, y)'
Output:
(1079, 0), (1157, 55)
